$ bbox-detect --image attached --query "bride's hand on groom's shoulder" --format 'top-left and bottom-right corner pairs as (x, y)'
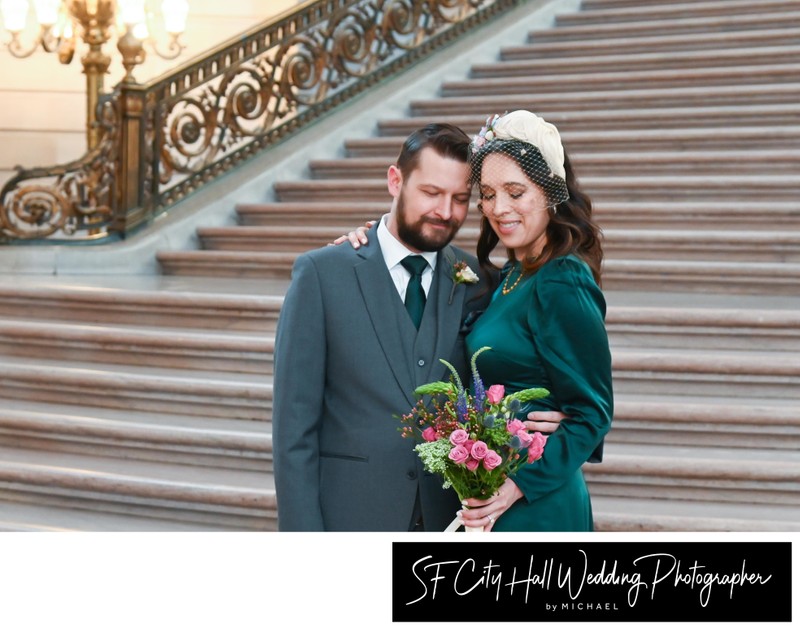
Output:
(328, 220), (376, 248)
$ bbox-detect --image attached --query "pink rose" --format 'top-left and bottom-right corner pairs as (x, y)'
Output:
(465, 458), (480, 471)
(470, 441), (489, 460)
(507, 419), (525, 435)
(463, 439), (475, 453)
(483, 450), (502, 471)
(422, 427), (437, 442)
(516, 430), (533, 448)
(449, 429), (469, 446)
(527, 432), (547, 463)
(449, 445), (470, 465)
(486, 384), (505, 404)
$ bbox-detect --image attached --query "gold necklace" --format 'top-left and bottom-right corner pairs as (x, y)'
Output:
(502, 265), (524, 295)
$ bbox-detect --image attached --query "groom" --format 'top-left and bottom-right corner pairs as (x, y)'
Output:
(272, 123), (493, 531)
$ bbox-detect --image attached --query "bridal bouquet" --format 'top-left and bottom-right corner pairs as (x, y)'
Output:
(399, 347), (549, 505)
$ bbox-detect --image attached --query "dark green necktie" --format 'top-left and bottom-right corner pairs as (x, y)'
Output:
(401, 255), (428, 329)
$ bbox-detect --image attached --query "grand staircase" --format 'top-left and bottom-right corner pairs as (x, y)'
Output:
(1, 0), (799, 531)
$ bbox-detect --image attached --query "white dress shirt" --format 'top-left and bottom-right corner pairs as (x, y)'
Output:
(377, 214), (438, 301)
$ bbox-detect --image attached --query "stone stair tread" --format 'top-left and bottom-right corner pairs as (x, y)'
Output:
(604, 290), (800, 310)
(613, 345), (800, 362)
(0, 500), (228, 531)
(0, 353), (271, 386)
(471, 44), (800, 75)
(613, 398), (800, 421)
(607, 304), (800, 324)
(531, 9), (800, 38)
(441, 63), (800, 91)
(563, 1), (796, 24)
(602, 442), (800, 466)
(0, 405), (271, 443)
(312, 149), (800, 172)
(199, 225), (354, 237)
(348, 126), (800, 148)
(504, 27), (800, 59)
(614, 391), (800, 408)
(385, 104), (800, 131)
(202, 225), (800, 244)
(0, 399), (271, 433)
(275, 174), (798, 189)
(0, 445), (273, 492)
(0, 317), (272, 348)
(157, 250), (298, 261)
(0, 273), (283, 296)
(591, 496), (800, 531)
(241, 199), (799, 213)
(606, 259), (800, 274)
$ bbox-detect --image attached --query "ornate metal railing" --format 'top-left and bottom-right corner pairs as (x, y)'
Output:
(0, 0), (518, 243)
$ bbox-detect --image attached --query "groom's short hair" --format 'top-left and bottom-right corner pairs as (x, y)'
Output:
(396, 123), (471, 179)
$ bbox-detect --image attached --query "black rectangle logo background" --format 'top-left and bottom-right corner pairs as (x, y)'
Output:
(393, 541), (791, 622)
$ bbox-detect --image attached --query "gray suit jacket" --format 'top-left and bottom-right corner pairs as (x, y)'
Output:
(273, 225), (492, 531)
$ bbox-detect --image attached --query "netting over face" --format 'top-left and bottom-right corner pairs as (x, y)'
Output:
(469, 111), (570, 208)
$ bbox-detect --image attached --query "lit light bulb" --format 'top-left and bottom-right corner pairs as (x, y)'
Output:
(32, 0), (59, 26)
(118, 0), (145, 25)
(161, 0), (188, 35)
(1, 0), (30, 33)
(132, 21), (148, 40)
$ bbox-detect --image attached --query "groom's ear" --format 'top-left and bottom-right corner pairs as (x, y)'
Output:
(387, 164), (403, 197)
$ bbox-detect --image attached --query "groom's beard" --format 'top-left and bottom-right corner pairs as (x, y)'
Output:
(396, 191), (462, 252)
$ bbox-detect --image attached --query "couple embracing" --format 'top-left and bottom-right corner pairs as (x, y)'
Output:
(272, 111), (613, 532)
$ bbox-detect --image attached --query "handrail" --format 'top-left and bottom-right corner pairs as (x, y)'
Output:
(0, 0), (518, 243)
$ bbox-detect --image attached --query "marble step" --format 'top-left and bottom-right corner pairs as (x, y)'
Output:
(562, 0), (797, 24)
(157, 250), (297, 279)
(410, 84), (800, 115)
(586, 443), (800, 515)
(311, 148), (799, 177)
(272, 174), (800, 202)
(440, 65), (800, 96)
(0, 404), (271, 472)
(531, 8), (800, 42)
(602, 259), (800, 295)
(602, 230), (800, 263)
(473, 45), (800, 78)
(609, 398), (800, 451)
(0, 446), (275, 531)
(591, 496), (800, 532)
(2, 440), (794, 532)
(0, 356), (272, 420)
(606, 306), (800, 352)
(195, 226), (800, 264)
(612, 348), (800, 399)
(503, 26), (800, 59)
(236, 200), (800, 232)
(158, 250), (800, 293)
(0, 318), (272, 374)
(344, 126), (800, 156)
(0, 282), (282, 332)
(0, 500), (240, 531)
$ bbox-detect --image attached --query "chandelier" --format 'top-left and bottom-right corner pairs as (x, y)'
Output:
(1, 0), (190, 149)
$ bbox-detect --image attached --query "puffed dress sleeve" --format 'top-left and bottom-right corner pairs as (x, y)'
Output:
(510, 257), (614, 502)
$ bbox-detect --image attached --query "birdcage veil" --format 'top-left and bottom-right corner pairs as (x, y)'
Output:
(469, 110), (570, 208)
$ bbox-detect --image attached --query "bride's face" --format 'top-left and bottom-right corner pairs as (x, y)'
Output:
(478, 152), (550, 260)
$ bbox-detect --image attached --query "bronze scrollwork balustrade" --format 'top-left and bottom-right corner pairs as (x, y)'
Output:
(0, 0), (515, 243)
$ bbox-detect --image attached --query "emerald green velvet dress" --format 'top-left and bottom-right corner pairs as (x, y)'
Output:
(466, 255), (613, 531)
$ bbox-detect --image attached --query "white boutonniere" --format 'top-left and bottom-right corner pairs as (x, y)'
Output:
(449, 260), (479, 304)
